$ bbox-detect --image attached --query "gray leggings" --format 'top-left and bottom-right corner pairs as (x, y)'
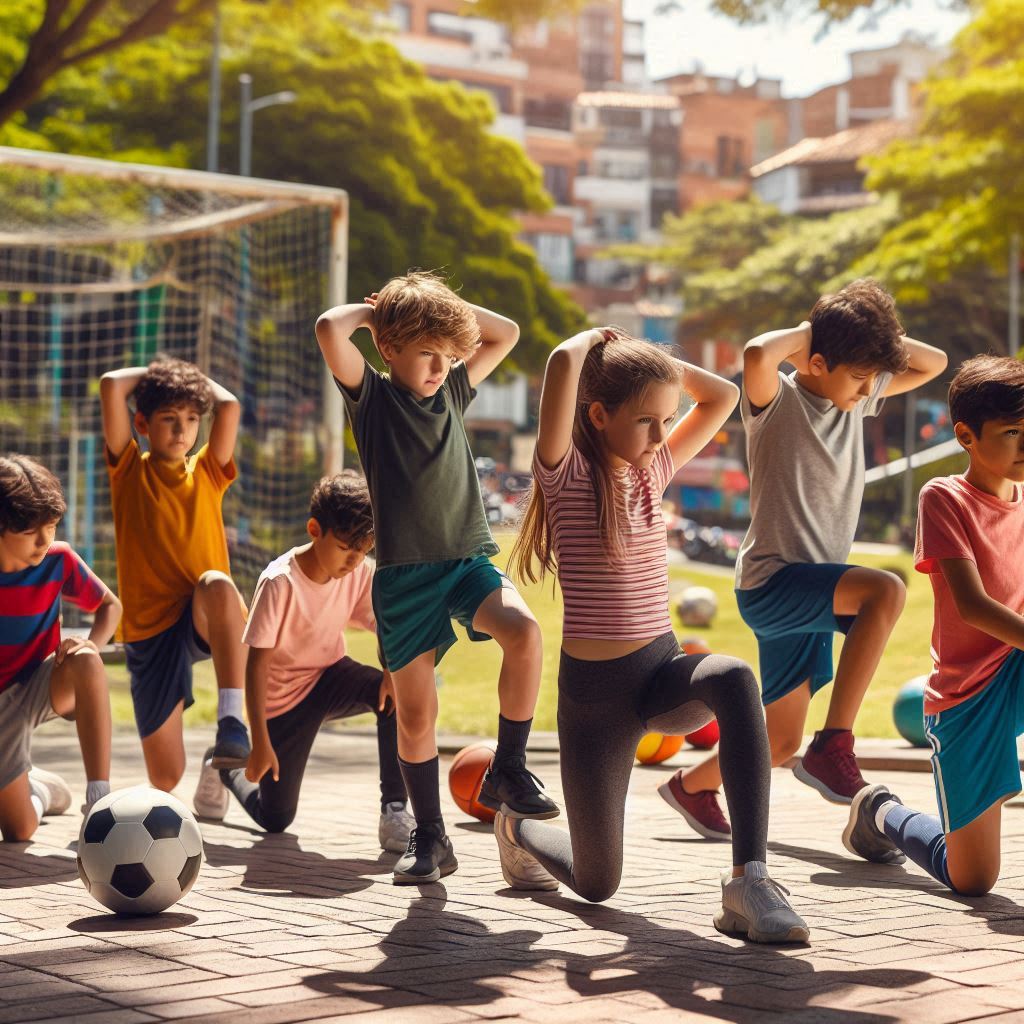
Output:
(518, 632), (770, 903)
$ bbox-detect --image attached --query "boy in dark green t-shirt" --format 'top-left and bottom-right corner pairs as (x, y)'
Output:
(316, 272), (558, 885)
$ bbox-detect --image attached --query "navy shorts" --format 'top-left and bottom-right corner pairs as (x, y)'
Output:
(926, 649), (1024, 833)
(735, 563), (854, 706)
(125, 600), (210, 738)
(372, 555), (509, 671)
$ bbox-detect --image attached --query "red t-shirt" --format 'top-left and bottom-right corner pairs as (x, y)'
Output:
(915, 475), (1024, 714)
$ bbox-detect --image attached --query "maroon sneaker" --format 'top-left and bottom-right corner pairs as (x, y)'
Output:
(658, 772), (731, 840)
(793, 730), (867, 804)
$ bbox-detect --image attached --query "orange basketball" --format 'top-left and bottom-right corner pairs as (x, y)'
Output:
(636, 733), (684, 765)
(681, 637), (712, 656)
(448, 741), (497, 822)
(685, 719), (720, 749)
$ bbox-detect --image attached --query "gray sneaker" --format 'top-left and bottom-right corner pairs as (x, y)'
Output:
(28, 767), (71, 816)
(193, 748), (230, 821)
(379, 801), (415, 853)
(714, 862), (810, 944)
(494, 811), (559, 891)
(843, 783), (906, 864)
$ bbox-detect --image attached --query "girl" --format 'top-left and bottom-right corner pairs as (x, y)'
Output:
(501, 328), (808, 944)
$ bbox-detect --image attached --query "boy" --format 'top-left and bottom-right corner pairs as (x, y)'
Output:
(316, 271), (557, 885)
(100, 357), (251, 815)
(845, 355), (1024, 891)
(0, 455), (120, 840)
(216, 473), (414, 849)
(662, 279), (947, 842)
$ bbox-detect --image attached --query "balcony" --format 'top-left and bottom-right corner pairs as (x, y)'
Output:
(572, 175), (649, 208)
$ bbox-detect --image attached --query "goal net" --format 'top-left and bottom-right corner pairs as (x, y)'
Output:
(0, 147), (347, 609)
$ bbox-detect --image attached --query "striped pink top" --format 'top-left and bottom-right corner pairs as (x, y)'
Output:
(535, 442), (675, 640)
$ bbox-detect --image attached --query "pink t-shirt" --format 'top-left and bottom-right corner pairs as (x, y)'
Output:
(242, 548), (376, 718)
(534, 442), (675, 641)
(915, 475), (1024, 714)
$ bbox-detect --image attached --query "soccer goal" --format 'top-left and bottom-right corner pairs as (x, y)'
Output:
(0, 146), (347, 602)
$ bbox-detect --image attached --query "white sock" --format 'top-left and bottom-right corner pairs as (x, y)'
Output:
(874, 799), (898, 834)
(86, 781), (110, 807)
(27, 775), (49, 816)
(217, 689), (244, 722)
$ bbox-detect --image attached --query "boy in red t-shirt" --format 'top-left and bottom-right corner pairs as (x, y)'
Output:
(844, 355), (1024, 894)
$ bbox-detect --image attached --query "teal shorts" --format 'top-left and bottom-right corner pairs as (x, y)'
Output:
(372, 555), (509, 672)
(925, 648), (1024, 834)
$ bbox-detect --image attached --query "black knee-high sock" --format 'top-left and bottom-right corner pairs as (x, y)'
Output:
(398, 756), (444, 831)
(494, 714), (532, 766)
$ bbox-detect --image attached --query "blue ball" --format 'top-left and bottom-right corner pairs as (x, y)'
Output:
(893, 676), (930, 748)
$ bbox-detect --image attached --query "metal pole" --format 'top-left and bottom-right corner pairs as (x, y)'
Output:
(322, 202), (349, 475)
(902, 391), (916, 526)
(239, 73), (252, 176)
(1010, 232), (1020, 358)
(206, 3), (222, 172)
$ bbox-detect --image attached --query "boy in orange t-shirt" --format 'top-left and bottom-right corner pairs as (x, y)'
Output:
(100, 356), (250, 820)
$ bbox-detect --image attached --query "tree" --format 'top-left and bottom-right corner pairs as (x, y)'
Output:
(2, 3), (584, 371)
(856, 0), (1024, 303)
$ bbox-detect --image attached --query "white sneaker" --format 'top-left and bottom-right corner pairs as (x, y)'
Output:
(714, 862), (809, 944)
(378, 801), (416, 853)
(28, 767), (72, 816)
(193, 748), (229, 821)
(494, 810), (559, 891)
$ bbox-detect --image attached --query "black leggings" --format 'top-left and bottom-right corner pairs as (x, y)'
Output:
(518, 632), (770, 903)
(224, 657), (407, 833)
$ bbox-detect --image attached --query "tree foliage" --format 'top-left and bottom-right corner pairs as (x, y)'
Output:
(856, 0), (1024, 302)
(1, 2), (584, 370)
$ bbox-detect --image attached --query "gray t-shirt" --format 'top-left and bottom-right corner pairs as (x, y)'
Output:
(734, 369), (891, 591)
(337, 362), (497, 568)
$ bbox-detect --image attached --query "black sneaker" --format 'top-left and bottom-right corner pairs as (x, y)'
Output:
(842, 783), (906, 864)
(393, 825), (458, 885)
(478, 756), (559, 820)
(210, 715), (251, 769)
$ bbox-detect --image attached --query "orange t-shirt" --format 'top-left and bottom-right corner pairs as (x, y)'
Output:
(107, 440), (236, 642)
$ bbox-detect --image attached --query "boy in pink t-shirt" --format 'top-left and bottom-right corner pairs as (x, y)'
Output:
(212, 475), (413, 852)
(843, 355), (1024, 894)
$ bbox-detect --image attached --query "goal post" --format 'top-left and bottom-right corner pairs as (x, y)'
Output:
(0, 146), (348, 603)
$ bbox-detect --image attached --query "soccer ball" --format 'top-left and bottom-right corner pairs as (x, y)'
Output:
(77, 786), (203, 915)
(676, 586), (718, 628)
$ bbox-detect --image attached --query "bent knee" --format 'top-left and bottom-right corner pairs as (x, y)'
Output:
(576, 876), (620, 903)
(196, 572), (242, 606)
(950, 865), (999, 897)
(261, 814), (294, 834)
(397, 706), (436, 740)
(148, 770), (184, 793)
(868, 571), (907, 619)
(64, 647), (106, 682)
(769, 732), (802, 765)
(1, 821), (38, 843)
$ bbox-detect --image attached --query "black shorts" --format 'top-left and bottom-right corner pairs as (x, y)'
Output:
(125, 600), (210, 738)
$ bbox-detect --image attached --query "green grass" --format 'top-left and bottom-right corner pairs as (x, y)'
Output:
(106, 536), (933, 739)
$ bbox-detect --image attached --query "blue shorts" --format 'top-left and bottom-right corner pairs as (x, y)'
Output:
(124, 600), (209, 738)
(373, 556), (509, 672)
(736, 563), (855, 706)
(926, 649), (1024, 834)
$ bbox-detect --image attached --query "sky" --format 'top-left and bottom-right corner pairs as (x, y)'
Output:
(623, 0), (970, 96)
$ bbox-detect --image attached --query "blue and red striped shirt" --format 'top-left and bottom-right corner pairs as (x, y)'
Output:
(0, 542), (107, 693)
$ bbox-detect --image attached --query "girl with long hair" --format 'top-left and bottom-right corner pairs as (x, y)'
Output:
(501, 328), (808, 943)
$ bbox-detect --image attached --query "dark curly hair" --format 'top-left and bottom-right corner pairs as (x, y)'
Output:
(134, 356), (214, 418)
(949, 355), (1024, 437)
(809, 279), (909, 375)
(309, 472), (374, 545)
(0, 454), (66, 533)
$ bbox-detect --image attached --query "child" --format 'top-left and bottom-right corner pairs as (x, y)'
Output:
(663, 281), (946, 844)
(501, 328), (808, 943)
(216, 473), (415, 849)
(100, 357), (251, 815)
(0, 455), (120, 840)
(316, 271), (557, 885)
(845, 355), (1024, 892)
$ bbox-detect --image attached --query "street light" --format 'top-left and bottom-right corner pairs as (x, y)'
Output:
(238, 74), (297, 177)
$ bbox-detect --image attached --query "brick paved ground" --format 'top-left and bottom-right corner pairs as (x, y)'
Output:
(4, 723), (1024, 1024)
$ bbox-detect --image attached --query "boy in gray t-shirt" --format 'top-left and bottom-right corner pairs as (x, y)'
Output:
(316, 272), (557, 886)
(659, 280), (947, 846)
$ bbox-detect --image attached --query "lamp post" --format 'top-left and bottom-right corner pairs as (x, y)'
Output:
(238, 74), (297, 177)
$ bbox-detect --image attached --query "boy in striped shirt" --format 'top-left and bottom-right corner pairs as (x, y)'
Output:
(0, 455), (120, 840)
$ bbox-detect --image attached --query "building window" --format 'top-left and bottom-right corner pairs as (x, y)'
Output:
(716, 135), (746, 178)
(427, 10), (473, 43)
(389, 2), (411, 31)
(524, 98), (571, 131)
(542, 165), (570, 205)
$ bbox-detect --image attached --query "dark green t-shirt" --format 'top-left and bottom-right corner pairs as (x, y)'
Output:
(337, 362), (498, 568)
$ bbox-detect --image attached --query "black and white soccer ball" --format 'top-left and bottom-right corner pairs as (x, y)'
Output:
(77, 786), (203, 915)
(676, 585), (719, 628)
